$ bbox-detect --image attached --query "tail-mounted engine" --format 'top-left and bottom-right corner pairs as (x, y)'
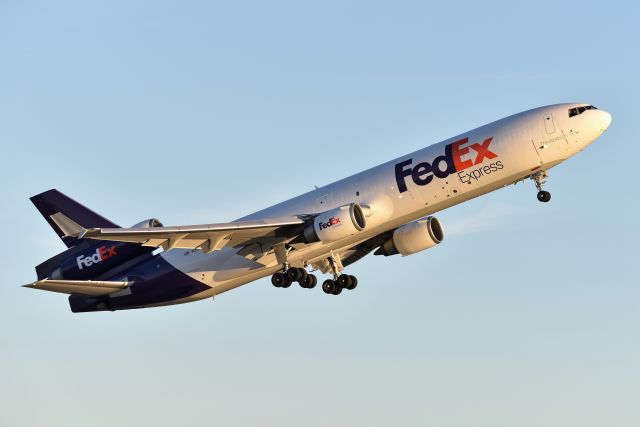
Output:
(303, 203), (367, 244)
(131, 218), (164, 228)
(375, 216), (444, 256)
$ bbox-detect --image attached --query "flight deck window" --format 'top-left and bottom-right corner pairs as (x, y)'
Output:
(568, 105), (597, 118)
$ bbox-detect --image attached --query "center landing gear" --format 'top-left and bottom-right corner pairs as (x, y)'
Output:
(531, 170), (551, 203)
(271, 267), (317, 289)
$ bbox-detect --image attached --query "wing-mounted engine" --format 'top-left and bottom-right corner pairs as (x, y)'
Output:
(375, 216), (444, 256)
(303, 203), (367, 243)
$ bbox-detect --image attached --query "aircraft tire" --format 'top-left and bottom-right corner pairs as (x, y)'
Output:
(346, 275), (358, 290)
(337, 274), (352, 288)
(537, 190), (551, 203)
(322, 279), (336, 294)
(297, 268), (308, 282)
(271, 273), (285, 287)
(302, 274), (317, 289)
(286, 268), (303, 282)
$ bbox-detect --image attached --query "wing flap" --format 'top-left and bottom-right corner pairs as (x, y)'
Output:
(24, 279), (130, 296)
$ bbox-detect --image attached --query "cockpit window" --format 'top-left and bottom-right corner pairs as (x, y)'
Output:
(568, 105), (598, 117)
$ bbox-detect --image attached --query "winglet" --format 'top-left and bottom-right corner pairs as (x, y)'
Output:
(49, 213), (87, 238)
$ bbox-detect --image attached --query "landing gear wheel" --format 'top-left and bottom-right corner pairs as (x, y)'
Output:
(286, 267), (303, 282)
(346, 275), (358, 290)
(531, 171), (550, 202)
(301, 274), (317, 289)
(271, 273), (285, 288)
(332, 285), (342, 295)
(537, 190), (551, 203)
(322, 279), (337, 294)
(337, 274), (352, 288)
(281, 277), (292, 288)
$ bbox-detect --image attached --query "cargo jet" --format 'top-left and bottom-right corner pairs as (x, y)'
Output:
(25, 103), (611, 312)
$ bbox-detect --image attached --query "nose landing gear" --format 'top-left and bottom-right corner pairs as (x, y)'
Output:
(537, 190), (551, 203)
(531, 170), (551, 203)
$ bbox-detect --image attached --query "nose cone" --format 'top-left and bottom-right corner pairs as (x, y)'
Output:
(598, 110), (612, 132)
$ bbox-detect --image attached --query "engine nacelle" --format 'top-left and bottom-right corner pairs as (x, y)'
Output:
(376, 216), (444, 256)
(303, 203), (366, 243)
(131, 218), (164, 228)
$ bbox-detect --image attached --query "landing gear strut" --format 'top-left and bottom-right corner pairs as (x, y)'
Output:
(531, 170), (551, 203)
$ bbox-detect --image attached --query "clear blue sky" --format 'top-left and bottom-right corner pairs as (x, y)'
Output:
(1, 1), (638, 426)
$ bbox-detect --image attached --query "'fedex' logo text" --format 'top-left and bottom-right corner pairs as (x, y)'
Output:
(395, 137), (498, 193)
(76, 245), (118, 270)
(319, 217), (341, 230)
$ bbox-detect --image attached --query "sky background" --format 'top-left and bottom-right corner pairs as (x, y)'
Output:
(1, 1), (639, 426)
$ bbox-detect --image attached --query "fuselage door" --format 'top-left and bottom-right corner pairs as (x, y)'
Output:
(543, 113), (555, 134)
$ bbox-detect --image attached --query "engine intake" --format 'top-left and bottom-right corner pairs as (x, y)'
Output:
(303, 203), (366, 243)
(376, 216), (444, 256)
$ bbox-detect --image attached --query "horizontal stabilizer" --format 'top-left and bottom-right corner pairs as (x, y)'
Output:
(23, 279), (129, 296)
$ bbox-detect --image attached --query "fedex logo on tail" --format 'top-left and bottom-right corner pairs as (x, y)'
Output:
(77, 246), (117, 270)
(395, 136), (502, 193)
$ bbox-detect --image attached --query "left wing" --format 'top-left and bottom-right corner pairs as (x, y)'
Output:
(59, 214), (307, 253)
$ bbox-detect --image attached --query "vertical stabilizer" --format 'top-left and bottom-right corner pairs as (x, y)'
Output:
(30, 189), (119, 248)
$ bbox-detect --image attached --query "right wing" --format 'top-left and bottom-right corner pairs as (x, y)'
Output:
(23, 279), (130, 296)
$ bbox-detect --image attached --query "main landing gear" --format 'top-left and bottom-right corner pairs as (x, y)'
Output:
(531, 170), (551, 203)
(271, 267), (318, 289)
(321, 274), (358, 295)
(270, 255), (359, 296)
(320, 255), (358, 296)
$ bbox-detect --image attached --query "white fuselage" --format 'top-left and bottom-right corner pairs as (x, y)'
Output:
(160, 103), (611, 304)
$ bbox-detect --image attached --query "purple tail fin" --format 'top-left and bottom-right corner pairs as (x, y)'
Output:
(30, 189), (119, 248)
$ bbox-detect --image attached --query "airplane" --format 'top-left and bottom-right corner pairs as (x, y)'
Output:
(24, 103), (611, 312)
